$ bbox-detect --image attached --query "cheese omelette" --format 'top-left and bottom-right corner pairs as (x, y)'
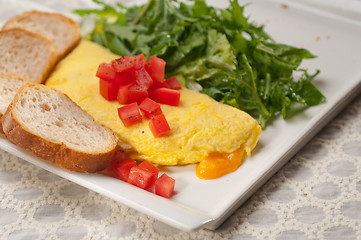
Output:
(45, 40), (261, 178)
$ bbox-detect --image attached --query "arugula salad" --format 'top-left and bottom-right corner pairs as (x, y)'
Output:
(75, 0), (326, 128)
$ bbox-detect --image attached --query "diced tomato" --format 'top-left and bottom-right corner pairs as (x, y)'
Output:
(155, 173), (175, 198)
(112, 54), (148, 73)
(138, 160), (159, 182)
(139, 98), (162, 119)
(166, 76), (182, 90)
(113, 158), (137, 182)
(128, 166), (156, 189)
(117, 84), (148, 105)
(96, 62), (116, 81)
(112, 56), (134, 73)
(114, 71), (134, 86)
(117, 102), (142, 127)
(149, 114), (171, 137)
(134, 67), (153, 89)
(99, 78), (119, 101)
(101, 150), (127, 178)
(151, 80), (169, 89)
(148, 56), (166, 84)
(149, 88), (180, 106)
(112, 150), (128, 163)
(135, 53), (149, 71)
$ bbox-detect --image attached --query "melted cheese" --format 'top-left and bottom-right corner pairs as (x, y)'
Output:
(196, 145), (245, 179)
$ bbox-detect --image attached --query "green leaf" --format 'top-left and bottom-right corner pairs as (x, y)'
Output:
(295, 70), (326, 106)
(298, 81), (326, 106)
(192, 0), (209, 17)
(229, 0), (248, 29)
(253, 41), (316, 77)
(108, 36), (131, 56)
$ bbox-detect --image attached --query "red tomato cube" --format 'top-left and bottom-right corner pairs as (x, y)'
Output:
(112, 54), (148, 73)
(138, 160), (159, 181)
(166, 76), (182, 90)
(113, 158), (137, 182)
(148, 56), (166, 84)
(128, 166), (156, 189)
(112, 56), (135, 73)
(112, 150), (128, 162)
(151, 80), (169, 89)
(134, 53), (149, 71)
(149, 114), (171, 137)
(99, 78), (119, 101)
(96, 62), (116, 81)
(114, 71), (134, 86)
(139, 98), (162, 119)
(134, 67), (153, 89)
(155, 173), (175, 198)
(149, 88), (180, 106)
(102, 150), (128, 178)
(117, 84), (148, 105)
(117, 102), (142, 127)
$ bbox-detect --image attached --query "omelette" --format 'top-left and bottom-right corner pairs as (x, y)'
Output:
(45, 40), (261, 179)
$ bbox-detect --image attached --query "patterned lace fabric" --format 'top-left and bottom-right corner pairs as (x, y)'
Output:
(1, 0), (361, 239)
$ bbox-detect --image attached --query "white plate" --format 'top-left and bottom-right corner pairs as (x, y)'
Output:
(1, 0), (361, 232)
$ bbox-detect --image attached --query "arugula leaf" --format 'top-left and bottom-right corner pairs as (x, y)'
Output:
(253, 41), (316, 77)
(74, 0), (326, 128)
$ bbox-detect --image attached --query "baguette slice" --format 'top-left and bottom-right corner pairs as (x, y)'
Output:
(0, 74), (31, 134)
(2, 11), (81, 60)
(1, 83), (118, 173)
(0, 28), (56, 83)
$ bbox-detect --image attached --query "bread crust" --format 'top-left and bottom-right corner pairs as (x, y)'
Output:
(0, 28), (57, 83)
(2, 10), (81, 61)
(1, 83), (118, 173)
(0, 114), (3, 136)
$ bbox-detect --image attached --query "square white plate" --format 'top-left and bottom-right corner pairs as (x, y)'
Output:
(1, 0), (361, 232)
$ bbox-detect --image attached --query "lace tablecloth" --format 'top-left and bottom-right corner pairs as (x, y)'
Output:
(1, 0), (361, 239)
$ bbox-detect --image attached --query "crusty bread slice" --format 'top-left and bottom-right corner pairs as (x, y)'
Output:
(1, 83), (118, 173)
(2, 11), (81, 61)
(0, 28), (57, 83)
(0, 74), (31, 135)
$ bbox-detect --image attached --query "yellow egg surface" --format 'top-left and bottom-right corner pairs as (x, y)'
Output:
(46, 40), (261, 166)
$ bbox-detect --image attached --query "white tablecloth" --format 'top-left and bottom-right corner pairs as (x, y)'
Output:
(1, 0), (361, 239)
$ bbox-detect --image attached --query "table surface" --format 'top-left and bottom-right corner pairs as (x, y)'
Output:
(1, 0), (361, 239)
